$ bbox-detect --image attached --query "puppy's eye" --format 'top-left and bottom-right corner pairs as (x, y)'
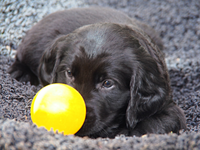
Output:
(102, 80), (114, 88)
(66, 69), (73, 78)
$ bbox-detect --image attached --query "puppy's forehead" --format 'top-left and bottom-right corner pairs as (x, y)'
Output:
(72, 45), (132, 75)
(74, 23), (129, 58)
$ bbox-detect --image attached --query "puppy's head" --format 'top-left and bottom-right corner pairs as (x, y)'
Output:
(39, 23), (170, 138)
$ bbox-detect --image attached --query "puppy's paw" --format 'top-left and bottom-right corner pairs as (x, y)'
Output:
(7, 60), (39, 85)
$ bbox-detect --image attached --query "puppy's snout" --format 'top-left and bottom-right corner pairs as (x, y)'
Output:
(73, 84), (93, 101)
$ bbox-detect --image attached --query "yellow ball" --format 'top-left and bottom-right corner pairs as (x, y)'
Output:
(31, 83), (86, 135)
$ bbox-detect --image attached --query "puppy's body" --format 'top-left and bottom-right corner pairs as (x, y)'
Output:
(8, 7), (186, 138)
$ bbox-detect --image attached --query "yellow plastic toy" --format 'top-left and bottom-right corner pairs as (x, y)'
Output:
(31, 83), (86, 135)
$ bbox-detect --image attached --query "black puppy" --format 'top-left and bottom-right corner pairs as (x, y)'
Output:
(8, 7), (186, 138)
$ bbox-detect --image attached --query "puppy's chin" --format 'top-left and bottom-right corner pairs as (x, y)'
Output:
(76, 116), (122, 138)
(75, 121), (105, 138)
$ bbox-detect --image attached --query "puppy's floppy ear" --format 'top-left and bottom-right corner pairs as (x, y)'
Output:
(126, 44), (170, 129)
(38, 36), (68, 86)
